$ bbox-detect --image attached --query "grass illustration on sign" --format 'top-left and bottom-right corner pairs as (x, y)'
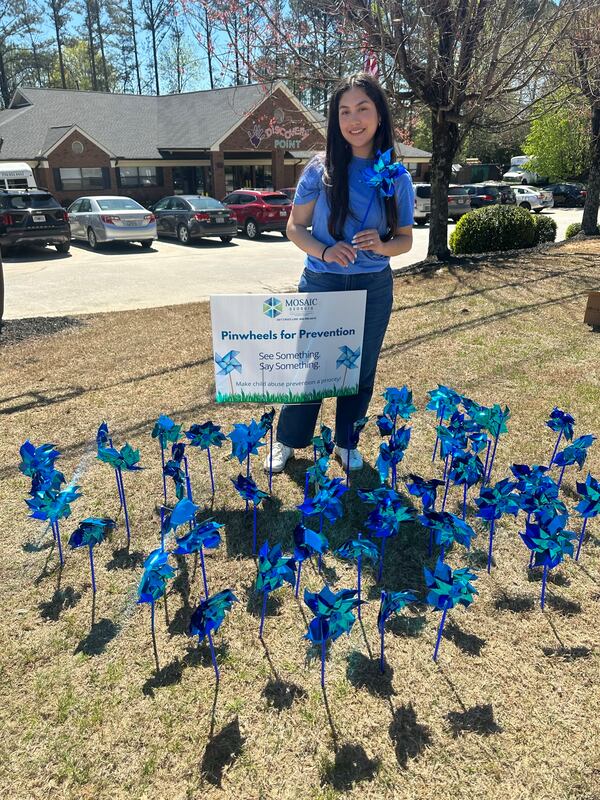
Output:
(216, 386), (358, 404)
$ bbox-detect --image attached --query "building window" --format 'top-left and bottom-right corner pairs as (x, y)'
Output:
(225, 165), (272, 193)
(59, 167), (103, 190)
(118, 166), (159, 187)
(71, 140), (85, 154)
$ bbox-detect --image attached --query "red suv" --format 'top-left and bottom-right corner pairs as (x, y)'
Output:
(221, 189), (291, 239)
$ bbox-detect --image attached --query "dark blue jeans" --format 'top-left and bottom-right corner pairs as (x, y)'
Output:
(276, 266), (394, 449)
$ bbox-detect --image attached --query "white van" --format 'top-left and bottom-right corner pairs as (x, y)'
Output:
(0, 162), (36, 190)
(502, 156), (545, 186)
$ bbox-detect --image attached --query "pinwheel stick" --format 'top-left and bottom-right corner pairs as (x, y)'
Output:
(259, 592), (268, 639)
(160, 446), (167, 504)
(549, 431), (562, 466)
(378, 538), (386, 582)
(485, 432), (500, 484)
(428, 529), (434, 557)
(199, 547), (209, 598)
(433, 606), (449, 662)
(357, 554), (363, 620)
(379, 623), (385, 674)
(483, 440), (491, 479)
(184, 457), (193, 501)
(253, 504), (258, 555)
(268, 429), (273, 493)
(207, 631), (219, 682)
(487, 519), (496, 574)
(441, 472), (452, 512)
(207, 447), (215, 496)
(540, 565), (549, 610)
(52, 520), (64, 566)
(321, 638), (326, 689)
(117, 468), (131, 547)
(89, 544), (96, 593)
(463, 484), (468, 521)
(432, 405), (445, 462)
(575, 517), (588, 561)
(295, 563), (303, 598)
(150, 600), (160, 673)
(557, 465), (567, 489)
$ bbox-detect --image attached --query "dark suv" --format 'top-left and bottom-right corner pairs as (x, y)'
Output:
(0, 189), (70, 253)
(221, 189), (292, 239)
(463, 183), (516, 209)
(543, 183), (587, 207)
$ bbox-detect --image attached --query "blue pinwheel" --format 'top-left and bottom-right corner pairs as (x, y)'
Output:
(161, 497), (199, 548)
(520, 514), (576, 608)
(214, 350), (242, 396)
(376, 425), (411, 487)
(546, 407), (575, 465)
(365, 491), (413, 580)
(341, 416), (369, 484)
(405, 474), (445, 513)
(231, 474), (269, 554)
(357, 148), (408, 236)
(483, 404), (510, 484)
(163, 442), (187, 501)
(574, 473), (600, 561)
(68, 517), (115, 593)
(510, 464), (565, 522)
(189, 589), (238, 682)
(137, 548), (177, 672)
(259, 408), (276, 491)
(419, 510), (476, 561)
(293, 523), (329, 596)
(97, 441), (142, 547)
(445, 449), (485, 518)
(174, 519), (223, 598)
(19, 440), (61, 482)
(312, 424), (335, 460)
(376, 414), (395, 437)
(382, 386), (416, 425)
(306, 456), (330, 491)
(304, 585), (362, 688)
(26, 481), (82, 566)
(151, 415), (182, 503)
(96, 422), (110, 448)
(256, 541), (296, 638)
(427, 385), (462, 461)
(186, 421), (226, 496)
(337, 345), (361, 389)
(377, 590), (418, 672)
(335, 533), (379, 618)
(475, 478), (519, 572)
(424, 559), (478, 661)
(298, 476), (348, 534)
(437, 412), (469, 480)
(553, 435), (596, 487)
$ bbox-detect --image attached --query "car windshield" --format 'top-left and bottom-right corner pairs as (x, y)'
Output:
(415, 186), (431, 199)
(262, 194), (290, 206)
(448, 187), (468, 196)
(478, 187), (499, 196)
(7, 193), (62, 209)
(97, 198), (144, 211)
(187, 197), (225, 210)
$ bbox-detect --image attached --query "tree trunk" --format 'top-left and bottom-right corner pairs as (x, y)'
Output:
(85, 0), (98, 90)
(93, 0), (110, 91)
(50, 0), (67, 88)
(428, 112), (460, 259)
(582, 103), (600, 235)
(204, 7), (213, 90)
(128, 0), (142, 94)
(0, 48), (11, 108)
(150, 8), (160, 95)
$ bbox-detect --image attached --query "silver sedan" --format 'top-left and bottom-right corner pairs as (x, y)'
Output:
(67, 195), (157, 249)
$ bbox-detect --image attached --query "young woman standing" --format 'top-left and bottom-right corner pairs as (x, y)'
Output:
(265, 72), (415, 474)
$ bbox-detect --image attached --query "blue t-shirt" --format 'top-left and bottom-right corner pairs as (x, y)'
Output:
(294, 154), (415, 275)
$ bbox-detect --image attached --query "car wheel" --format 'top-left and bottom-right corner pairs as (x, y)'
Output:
(140, 240), (153, 248)
(520, 201), (531, 210)
(220, 235), (233, 243)
(245, 219), (260, 239)
(87, 227), (99, 249)
(177, 224), (190, 244)
(533, 208), (542, 214)
(521, 178), (528, 185)
(55, 241), (70, 253)
(414, 219), (427, 226)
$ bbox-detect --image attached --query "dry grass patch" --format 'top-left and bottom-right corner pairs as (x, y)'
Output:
(1, 241), (599, 800)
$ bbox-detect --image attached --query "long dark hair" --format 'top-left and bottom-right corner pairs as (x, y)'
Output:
(323, 73), (399, 240)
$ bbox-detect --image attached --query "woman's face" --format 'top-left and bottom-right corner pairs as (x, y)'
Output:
(337, 86), (380, 158)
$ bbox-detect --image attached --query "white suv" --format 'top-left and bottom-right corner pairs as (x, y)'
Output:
(413, 183), (431, 225)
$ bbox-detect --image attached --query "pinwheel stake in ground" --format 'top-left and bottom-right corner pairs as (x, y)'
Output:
(312, 424), (335, 462)
(228, 420), (266, 510)
(363, 490), (413, 580)
(68, 517), (115, 593)
(359, 148), (408, 229)
(484, 405), (510, 484)
(26, 477), (82, 567)
(231, 474), (269, 555)
(546, 407), (575, 466)
(473, 478), (519, 572)
(405, 475), (445, 554)
(298, 477), (348, 560)
(436, 412), (468, 481)
(185, 421), (226, 496)
(304, 585), (362, 688)
(97, 440), (143, 547)
(445, 449), (485, 518)
(426, 385), (462, 462)
(553, 435), (596, 488)
(138, 549), (177, 672)
(174, 520), (223, 598)
(335, 533), (379, 619)
(336, 345), (361, 391)
(151, 415), (182, 504)
(163, 442), (187, 502)
(574, 473), (600, 561)
(293, 524), (329, 597)
(424, 559), (478, 662)
(376, 426), (411, 488)
(520, 515), (576, 609)
(382, 386), (416, 431)
(214, 349), (242, 396)
(259, 408), (276, 492)
(378, 590), (418, 672)
(189, 589), (238, 682)
(419, 511), (476, 561)
(256, 542), (296, 638)
(160, 497), (199, 550)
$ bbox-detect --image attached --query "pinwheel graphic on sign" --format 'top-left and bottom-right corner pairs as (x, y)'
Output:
(419, 510), (476, 561)
(256, 541), (296, 638)
(304, 585), (362, 688)
(68, 517), (115, 593)
(335, 533), (379, 619)
(336, 345), (361, 391)
(259, 408), (276, 492)
(214, 349), (242, 395)
(26, 480), (82, 567)
(427, 385), (462, 461)
(185, 421), (226, 496)
(553, 435), (596, 487)
(520, 515), (576, 609)
(546, 407), (575, 466)
(161, 497), (199, 549)
(484, 405), (510, 484)
(382, 386), (416, 427)
(231, 474), (269, 555)
(445, 449), (485, 518)
(174, 519), (223, 598)
(378, 590), (418, 672)
(574, 473), (600, 561)
(358, 148), (409, 232)
(474, 478), (519, 572)
(376, 425), (411, 487)
(293, 524), (329, 596)
(312, 424), (335, 461)
(137, 548), (177, 672)
(97, 441), (142, 547)
(424, 559), (478, 662)
(189, 589), (238, 682)
(151, 415), (182, 503)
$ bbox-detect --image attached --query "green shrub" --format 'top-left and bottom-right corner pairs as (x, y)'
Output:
(565, 222), (582, 239)
(532, 214), (557, 244)
(450, 204), (537, 255)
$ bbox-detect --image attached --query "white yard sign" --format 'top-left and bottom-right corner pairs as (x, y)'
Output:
(210, 291), (367, 403)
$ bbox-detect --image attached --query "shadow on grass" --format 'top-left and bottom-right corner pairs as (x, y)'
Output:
(185, 640), (230, 670)
(442, 621), (486, 656)
(346, 650), (395, 699)
(464, 549), (490, 570)
(105, 547), (145, 571)
(168, 602), (192, 637)
(446, 703), (503, 738)
(528, 568), (570, 587)
(542, 645), (593, 660)
(546, 594), (582, 616)
(389, 703), (432, 769)
(142, 658), (186, 697)
(74, 618), (119, 656)
(200, 716), (245, 787)
(246, 587), (283, 619)
(263, 678), (307, 711)
(494, 593), (535, 613)
(39, 586), (82, 621)
(321, 743), (380, 791)
(387, 614), (427, 638)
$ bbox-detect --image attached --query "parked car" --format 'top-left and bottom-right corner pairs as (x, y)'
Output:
(542, 183), (587, 207)
(502, 156), (547, 186)
(413, 183), (431, 225)
(151, 195), (236, 244)
(0, 188), (70, 254)
(448, 185), (471, 222)
(413, 184), (470, 225)
(222, 189), (292, 239)
(67, 196), (156, 249)
(280, 187), (296, 202)
(512, 185), (554, 213)
(463, 183), (516, 209)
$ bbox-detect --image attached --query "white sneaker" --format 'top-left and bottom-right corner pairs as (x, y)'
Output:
(264, 441), (294, 474)
(334, 446), (363, 471)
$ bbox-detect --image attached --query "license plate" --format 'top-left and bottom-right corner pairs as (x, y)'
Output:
(32, 214), (45, 222)
(215, 216), (224, 223)
(279, 210), (287, 217)
(125, 220), (140, 226)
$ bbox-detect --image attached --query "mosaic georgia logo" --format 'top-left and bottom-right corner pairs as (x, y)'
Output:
(263, 297), (282, 318)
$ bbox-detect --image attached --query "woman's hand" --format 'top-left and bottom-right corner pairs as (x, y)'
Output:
(352, 228), (383, 254)
(323, 241), (358, 268)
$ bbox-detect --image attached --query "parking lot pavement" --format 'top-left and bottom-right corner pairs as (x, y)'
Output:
(2, 207), (585, 320)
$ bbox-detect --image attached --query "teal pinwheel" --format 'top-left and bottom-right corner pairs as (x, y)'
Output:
(520, 514), (576, 609)
(163, 442), (187, 501)
(376, 425), (411, 486)
(335, 533), (379, 618)
(26, 481), (82, 566)
(68, 517), (115, 593)
(574, 473), (600, 560)
(474, 478), (519, 572)
(312, 424), (335, 459)
(376, 414), (395, 437)
(186, 421), (226, 495)
(231, 473), (269, 554)
(445, 449), (485, 518)
(174, 519), (223, 597)
(365, 491), (413, 580)
(152, 415), (182, 503)
(483, 404), (510, 483)
(97, 441), (142, 547)
(228, 420), (266, 463)
(297, 476), (348, 527)
(553, 435), (596, 487)
(293, 523), (329, 596)
(304, 585), (362, 687)
(546, 407), (575, 465)
(377, 590), (418, 672)
(424, 559), (478, 661)
(161, 497), (199, 548)
(427, 385), (462, 461)
(189, 589), (238, 682)
(510, 464), (565, 521)
(306, 456), (330, 490)
(382, 386), (416, 424)
(419, 510), (476, 560)
(358, 148), (408, 232)
(256, 541), (296, 638)
(405, 474), (445, 513)
(137, 548), (177, 671)
(96, 422), (110, 448)
(19, 440), (61, 482)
